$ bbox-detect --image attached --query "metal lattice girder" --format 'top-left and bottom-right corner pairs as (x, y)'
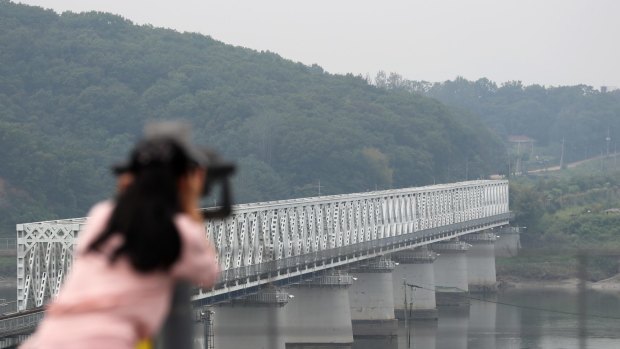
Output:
(205, 180), (508, 267)
(16, 221), (81, 311)
(17, 180), (509, 310)
(197, 180), (509, 303)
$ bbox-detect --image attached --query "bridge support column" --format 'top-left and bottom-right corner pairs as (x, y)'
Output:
(193, 308), (211, 349)
(210, 288), (289, 349)
(495, 226), (521, 257)
(463, 231), (497, 292)
(283, 271), (354, 346)
(348, 257), (397, 336)
(392, 246), (438, 320)
(432, 241), (470, 306)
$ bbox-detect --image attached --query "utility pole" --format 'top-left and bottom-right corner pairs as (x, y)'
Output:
(403, 279), (409, 348)
(402, 281), (421, 348)
(516, 141), (521, 175)
(606, 128), (611, 158)
(577, 254), (588, 349)
(465, 158), (469, 181)
(559, 137), (565, 170)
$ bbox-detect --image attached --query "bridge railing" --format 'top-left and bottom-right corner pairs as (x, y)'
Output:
(0, 308), (44, 337)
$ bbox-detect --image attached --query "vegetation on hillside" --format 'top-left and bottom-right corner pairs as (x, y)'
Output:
(503, 168), (620, 280)
(375, 73), (620, 171)
(0, 1), (505, 234)
(511, 171), (620, 247)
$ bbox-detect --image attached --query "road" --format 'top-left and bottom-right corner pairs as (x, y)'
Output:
(528, 154), (619, 174)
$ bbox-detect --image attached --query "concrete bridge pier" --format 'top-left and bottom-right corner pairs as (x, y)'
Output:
(348, 256), (398, 336)
(432, 241), (470, 306)
(209, 288), (289, 349)
(193, 309), (209, 349)
(495, 226), (522, 257)
(391, 246), (438, 320)
(282, 271), (354, 347)
(463, 231), (498, 292)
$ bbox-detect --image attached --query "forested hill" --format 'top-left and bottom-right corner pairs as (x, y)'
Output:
(0, 1), (504, 234)
(376, 74), (620, 163)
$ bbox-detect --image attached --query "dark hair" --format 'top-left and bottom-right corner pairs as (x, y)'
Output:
(88, 138), (198, 272)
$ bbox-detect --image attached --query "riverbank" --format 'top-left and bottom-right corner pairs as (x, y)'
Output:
(590, 273), (620, 291)
(498, 274), (620, 292)
(499, 276), (580, 290)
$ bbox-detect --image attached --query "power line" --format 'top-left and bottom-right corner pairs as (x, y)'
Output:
(470, 294), (620, 321)
(404, 283), (620, 321)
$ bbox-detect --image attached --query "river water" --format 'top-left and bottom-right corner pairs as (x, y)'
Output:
(354, 289), (620, 349)
(3, 282), (619, 348)
(0, 282), (16, 313)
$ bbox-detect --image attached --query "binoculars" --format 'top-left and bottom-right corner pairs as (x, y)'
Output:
(112, 147), (236, 220)
(200, 150), (236, 219)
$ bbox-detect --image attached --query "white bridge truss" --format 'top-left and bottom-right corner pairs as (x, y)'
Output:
(16, 180), (509, 310)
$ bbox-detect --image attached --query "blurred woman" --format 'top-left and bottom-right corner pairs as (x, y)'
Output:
(21, 135), (219, 349)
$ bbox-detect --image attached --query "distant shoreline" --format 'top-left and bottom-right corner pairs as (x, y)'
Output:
(499, 274), (620, 292)
(0, 276), (16, 288)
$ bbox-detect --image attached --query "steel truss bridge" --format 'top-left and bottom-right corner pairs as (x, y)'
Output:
(15, 179), (509, 312)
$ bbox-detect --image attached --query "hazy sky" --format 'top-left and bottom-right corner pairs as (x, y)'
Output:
(18, 0), (620, 87)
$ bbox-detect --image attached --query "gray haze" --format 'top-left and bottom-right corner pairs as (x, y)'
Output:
(18, 0), (620, 87)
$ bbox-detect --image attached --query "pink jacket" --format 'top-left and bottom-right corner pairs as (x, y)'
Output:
(21, 201), (219, 349)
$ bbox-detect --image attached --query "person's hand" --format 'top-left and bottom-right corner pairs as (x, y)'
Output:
(179, 168), (206, 222)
